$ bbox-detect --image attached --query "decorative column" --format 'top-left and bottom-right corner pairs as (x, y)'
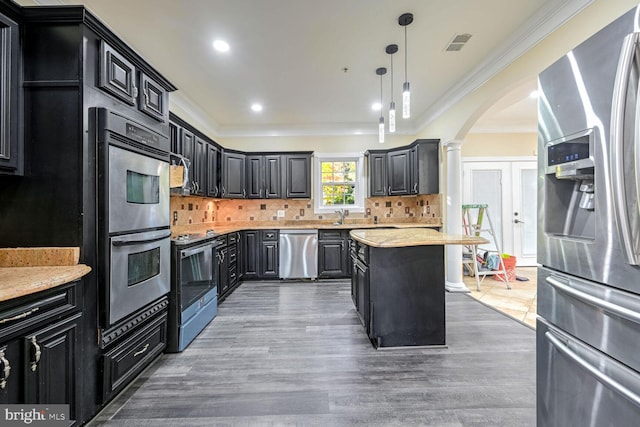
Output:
(444, 140), (469, 293)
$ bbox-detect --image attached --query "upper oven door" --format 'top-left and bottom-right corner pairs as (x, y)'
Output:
(109, 145), (170, 234)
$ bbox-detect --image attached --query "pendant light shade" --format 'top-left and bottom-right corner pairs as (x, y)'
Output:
(386, 44), (398, 133)
(376, 67), (387, 143)
(399, 13), (413, 119)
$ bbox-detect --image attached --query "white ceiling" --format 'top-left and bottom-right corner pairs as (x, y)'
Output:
(17, 0), (588, 138)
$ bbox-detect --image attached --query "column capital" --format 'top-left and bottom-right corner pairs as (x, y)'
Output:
(443, 140), (464, 149)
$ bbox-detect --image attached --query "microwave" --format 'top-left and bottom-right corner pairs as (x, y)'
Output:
(170, 152), (191, 195)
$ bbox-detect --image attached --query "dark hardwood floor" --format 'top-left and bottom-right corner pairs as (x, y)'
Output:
(88, 280), (536, 426)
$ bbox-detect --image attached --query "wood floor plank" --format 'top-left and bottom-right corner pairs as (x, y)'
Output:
(88, 280), (535, 426)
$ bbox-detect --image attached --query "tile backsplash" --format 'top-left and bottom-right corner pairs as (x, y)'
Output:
(171, 194), (441, 235)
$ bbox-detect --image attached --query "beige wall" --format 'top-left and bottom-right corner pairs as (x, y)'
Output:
(462, 133), (537, 157)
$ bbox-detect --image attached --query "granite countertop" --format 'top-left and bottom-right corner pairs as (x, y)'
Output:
(349, 228), (489, 248)
(173, 220), (443, 240)
(0, 247), (91, 302)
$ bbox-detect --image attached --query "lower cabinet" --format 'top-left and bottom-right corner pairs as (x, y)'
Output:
(242, 230), (279, 280)
(0, 281), (83, 425)
(318, 230), (351, 278)
(101, 312), (167, 402)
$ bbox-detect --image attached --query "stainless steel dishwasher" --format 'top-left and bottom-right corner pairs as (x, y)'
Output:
(279, 229), (318, 279)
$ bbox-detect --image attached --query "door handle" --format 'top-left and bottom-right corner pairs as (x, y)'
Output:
(29, 337), (41, 372)
(514, 219), (525, 224)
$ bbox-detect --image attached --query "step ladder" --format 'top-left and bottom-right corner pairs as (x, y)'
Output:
(461, 204), (511, 291)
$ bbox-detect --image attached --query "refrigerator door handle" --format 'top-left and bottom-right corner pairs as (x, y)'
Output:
(546, 276), (640, 324)
(611, 32), (640, 265)
(545, 330), (640, 408)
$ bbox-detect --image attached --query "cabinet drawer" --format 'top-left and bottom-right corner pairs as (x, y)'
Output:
(227, 232), (239, 245)
(0, 281), (82, 341)
(102, 313), (167, 401)
(228, 245), (237, 265)
(318, 229), (345, 240)
(261, 230), (278, 241)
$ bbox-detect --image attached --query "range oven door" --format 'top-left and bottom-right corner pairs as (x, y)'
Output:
(109, 229), (171, 325)
(108, 145), (169, 234)
(179, 242), (216, 311)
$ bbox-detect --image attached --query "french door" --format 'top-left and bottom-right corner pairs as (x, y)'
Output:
(462, 159), (537, 266)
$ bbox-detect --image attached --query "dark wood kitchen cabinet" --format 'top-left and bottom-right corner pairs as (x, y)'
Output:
(192, 136), (207, 196)
(98, 40), (168, 122)
(0, 8), (20, 176)
(318, 229), (351, 278)
(0, 281), (83, 425)
(246, 154), (282, 199)
(0, 6), (177, 425)
(366, 139), (440, 196)
(284, 154), (312, 198)
(222, 150), (246, 198)
(206, 142), (221, 198)
(242, 230), (279, 279)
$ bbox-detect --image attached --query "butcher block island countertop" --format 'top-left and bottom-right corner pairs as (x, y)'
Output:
(349, 227), (489, 248)
(0, 247), (91, 302)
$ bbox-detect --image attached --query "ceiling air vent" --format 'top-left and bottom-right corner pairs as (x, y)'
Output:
(445, 33), (472, 52)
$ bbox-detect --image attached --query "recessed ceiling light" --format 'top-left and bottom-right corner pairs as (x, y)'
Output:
(251, 103), (263, 112)
(371, 102), (382, 111)
(213, 39), (230, 53)
(529, 90), (540, 98)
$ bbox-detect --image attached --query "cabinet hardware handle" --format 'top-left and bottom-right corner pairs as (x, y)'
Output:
(30, 337), (41, 372)
(222, 186), (226, 196)
(214, 186), (219, 197)
(388, 186), (391, 195)
(242, 189), (246, 198)
(0, 350), (10, 389)
(0, 307), (39, 324)
(133, 343), (150, 357)
(413, 183), (418, 193)
(133, 85), (138, 99)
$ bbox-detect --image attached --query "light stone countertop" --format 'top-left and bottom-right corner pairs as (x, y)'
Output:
(350, 228), (489, 248)
(0, 247), (91, 302)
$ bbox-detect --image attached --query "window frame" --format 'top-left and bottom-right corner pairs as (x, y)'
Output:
(314, 152), (365, 214)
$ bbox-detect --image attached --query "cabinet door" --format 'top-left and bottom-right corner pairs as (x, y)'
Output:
(216, 246), (229, 296)
(260, 242), (279, 278)
(206, 144), (220, 197)
(368, 152), (387, 196)
(169, 121), (179, 153)
(243, 231), (260, 279)
(192, 137), (207, 195)
(180, 128), (195, 183)
(139, 73), (167, 122)
(355, 261), (370, 333)
(387, 148), (411, 196)
(0, 341), (21, 405)
(245, 155), (264, 199)
(264, 155), (282, 199)
(0, 12), (20, 175)
(414, 140), (440, 195)
(223, 152), (246, 198)
(318, 240), (346, 278)
(24, 313), (82, 424)
(99, 41), (137, 106)
(284, 154), (311, 198)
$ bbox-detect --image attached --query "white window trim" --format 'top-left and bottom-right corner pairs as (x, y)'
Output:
(313, 152), (365, 215)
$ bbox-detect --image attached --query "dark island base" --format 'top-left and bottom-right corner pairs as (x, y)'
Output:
(352, 243), (446, 348)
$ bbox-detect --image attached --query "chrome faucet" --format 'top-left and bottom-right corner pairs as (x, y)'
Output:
(334, 208), (345, 225)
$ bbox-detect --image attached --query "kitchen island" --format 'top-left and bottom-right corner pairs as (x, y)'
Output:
(349, 228), (487, 348)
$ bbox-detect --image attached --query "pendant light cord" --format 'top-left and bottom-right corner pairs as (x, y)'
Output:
(404, 26), (408, 82)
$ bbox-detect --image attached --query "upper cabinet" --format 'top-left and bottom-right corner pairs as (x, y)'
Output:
(284, 154), (312, 199)
(367, 139), (440, 197)
(246, 154), (282, 199)
(98, 40), (168, 122)
(0, 11), (20, 175)
(222, 150), (246, 199)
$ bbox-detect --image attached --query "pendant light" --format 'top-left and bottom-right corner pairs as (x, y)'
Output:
(399, 13), (413, 119)
(376, 67), (387, 143)
(386, 44), (398, 133)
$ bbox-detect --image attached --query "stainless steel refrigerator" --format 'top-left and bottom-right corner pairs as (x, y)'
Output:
(537, 5), (640, 426)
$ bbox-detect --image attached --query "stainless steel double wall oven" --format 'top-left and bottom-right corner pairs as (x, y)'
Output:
(96, 108), (171, 331)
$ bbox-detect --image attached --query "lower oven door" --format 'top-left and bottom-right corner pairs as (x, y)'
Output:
(537, 318), (640, 426)
(110, 229), (171, 325)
